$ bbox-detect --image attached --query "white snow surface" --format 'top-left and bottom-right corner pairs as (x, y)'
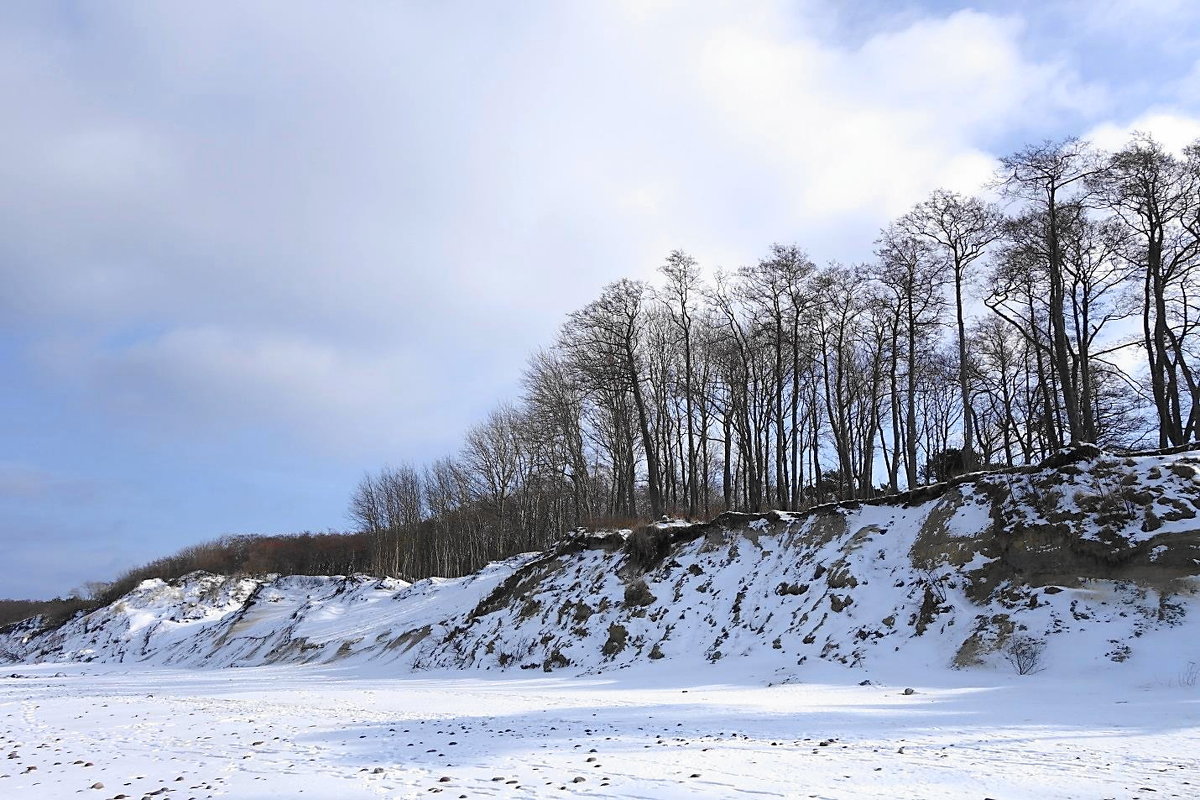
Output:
(2, 447), (1200, 797)
(1, 661), (1198, 799)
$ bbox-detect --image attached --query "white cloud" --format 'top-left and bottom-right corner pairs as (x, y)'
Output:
(664, 8), (1097, 222)
(0, 1), (1116, 465)
(1088, 111), (1200, 154)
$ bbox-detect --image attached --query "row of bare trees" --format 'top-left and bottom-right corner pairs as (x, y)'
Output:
(350, 133), (1200, 581)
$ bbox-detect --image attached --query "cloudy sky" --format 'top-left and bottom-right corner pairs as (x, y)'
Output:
(3, 0), (1199, 599)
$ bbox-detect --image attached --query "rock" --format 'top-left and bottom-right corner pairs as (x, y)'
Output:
(623, 580), (657, 608)
(829, 594), (853, 612)
(903, 687), (915, 695)
(601, 624), (628, 657)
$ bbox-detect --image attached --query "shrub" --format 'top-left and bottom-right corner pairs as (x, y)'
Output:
(1005, 634), (1046, 675)
(1180, 661), (1199, 688)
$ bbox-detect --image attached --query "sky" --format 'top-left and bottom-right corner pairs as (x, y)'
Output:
(2, 0), (1200, 600)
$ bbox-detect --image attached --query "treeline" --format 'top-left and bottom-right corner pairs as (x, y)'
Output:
(350, 134), (1199, 581)
(89, 531), (372, 606)
(16, 133), (1197, 624)
(0, 597), (94, 630)
(3, 532), (370, 628)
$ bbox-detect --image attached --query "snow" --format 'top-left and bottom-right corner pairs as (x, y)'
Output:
(2, 662), (1197, 799)
(6, 449), (1199, 680)
(2, 446), (1200, 796)
(942, 487), (993, 538)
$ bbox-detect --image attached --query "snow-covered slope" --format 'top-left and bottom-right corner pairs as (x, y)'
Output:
(5, 446), (1200, 679)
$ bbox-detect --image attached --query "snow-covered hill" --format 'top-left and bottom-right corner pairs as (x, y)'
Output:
(5, 446), (1200, 680)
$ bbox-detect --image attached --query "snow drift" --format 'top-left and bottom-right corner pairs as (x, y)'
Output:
(5, 446), (1200, 679)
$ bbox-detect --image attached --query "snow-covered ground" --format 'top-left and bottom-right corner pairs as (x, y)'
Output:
(2, 661), (1197, 799)
(4, 447), (1199, 797)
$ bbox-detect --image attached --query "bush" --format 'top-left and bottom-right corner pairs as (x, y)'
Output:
(0, 597), (93, 629)
(1180, 660), (1199, 688)
(1005, 634), (1046, 675)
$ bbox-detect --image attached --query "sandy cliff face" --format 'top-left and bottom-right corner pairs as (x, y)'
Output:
(4, 447), (1199, 678)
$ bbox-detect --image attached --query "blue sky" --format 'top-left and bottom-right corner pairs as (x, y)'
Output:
(2, 0), (1199, 599)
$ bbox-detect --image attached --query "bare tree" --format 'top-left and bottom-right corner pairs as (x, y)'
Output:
(561, 279), (664, 518)
(523, 348), (594, 524)
(462, 403), (524, 546)
(895, 190), (1001, 469)
(996, 138), (1107, 444)
(659, 250), (703, 517)
(349, 464), (423, 578)
(812, 265), (878, 499)
(740, 244), (817, 509)
(1060, 215), (1138, 442)
(1097, 133), (1200, 446)
(875, 229), (947, 487)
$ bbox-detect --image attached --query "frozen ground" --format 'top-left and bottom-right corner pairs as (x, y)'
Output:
(2, 661), (1197, 800)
